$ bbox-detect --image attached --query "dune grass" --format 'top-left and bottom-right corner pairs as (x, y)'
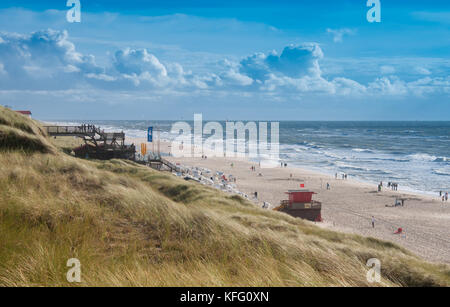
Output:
(0, 106), (449, 287)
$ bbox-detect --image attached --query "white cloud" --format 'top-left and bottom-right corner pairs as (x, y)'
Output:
(326, 28), (356, 43)
(369, 77), (408, 95)
(415, 67), (431, 75)
(0, 62), (6, 75)
(114, 48), (167, 77)
(221, 69), (253, 86)
(332, 78), (367, 96)
(85, 73), (117, 82)
(0, 29), (102, 89)
(368, 76), (450, 97)
(239, 43), (323, 81)
(0, 29), (447, 100)
(380, 65), (396, 75)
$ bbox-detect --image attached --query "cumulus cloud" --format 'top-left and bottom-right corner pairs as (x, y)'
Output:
(0, 29), (447, 100)
(114, 48), (167, 77)
(368, 76), (450, 96)
(0, 29), (200, 91)
(239, 44), (323, 81)
(237, 44), (369, 95)
(0, 29), (102, 89)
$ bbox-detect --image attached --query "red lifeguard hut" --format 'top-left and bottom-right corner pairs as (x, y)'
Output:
(275, 189), (322, 222)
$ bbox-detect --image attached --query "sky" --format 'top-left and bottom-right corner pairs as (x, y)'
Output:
(0, 0), (449, 120)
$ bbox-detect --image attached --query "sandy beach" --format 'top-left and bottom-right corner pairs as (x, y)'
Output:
(128, 137), (450, 264)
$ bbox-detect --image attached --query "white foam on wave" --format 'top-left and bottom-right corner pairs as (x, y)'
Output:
(432, 168), (450, 176)
(352, 148), (373, 153)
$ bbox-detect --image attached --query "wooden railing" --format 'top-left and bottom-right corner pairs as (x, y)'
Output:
(44, 125), (96, 136)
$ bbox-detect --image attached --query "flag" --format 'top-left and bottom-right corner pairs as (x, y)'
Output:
(141, 143), (147, 156)
(147, 127), (153, 142)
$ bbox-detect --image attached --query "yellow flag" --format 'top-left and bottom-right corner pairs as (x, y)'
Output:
(141, 143), (147, 156)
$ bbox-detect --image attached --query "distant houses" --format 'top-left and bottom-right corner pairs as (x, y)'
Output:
(16, 110), (32, 118)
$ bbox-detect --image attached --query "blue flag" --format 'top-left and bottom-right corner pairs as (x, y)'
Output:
(147, 127), (153, 142)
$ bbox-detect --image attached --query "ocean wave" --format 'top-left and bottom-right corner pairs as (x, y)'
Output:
(371, 157), (410, 163)
(56, 120), (450, 194)
(352, 148), (373, 153)
(334, 162), (391, 174)
(408, 153), (449, 163)
(323, 151), (343, 159)
(432, 169), (450, 176)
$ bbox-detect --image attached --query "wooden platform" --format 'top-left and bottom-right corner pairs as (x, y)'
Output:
(44, 125), (134, 160)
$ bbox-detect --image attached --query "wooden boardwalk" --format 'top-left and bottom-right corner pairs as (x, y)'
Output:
(149, 157), (182, 172)
(44, 125), (179, 171)
(44, 125), (125, 146)
(44, 125), (134, 160)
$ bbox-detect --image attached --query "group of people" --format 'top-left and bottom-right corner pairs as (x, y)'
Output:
(335, 173), (348, 180)
(378, 181), (398, 192)
(80, 124), (94, 132)
(439, 191), (449, 202)
(280, 162), (288, 168)
(378, 181), (399, 192)
(201, 155), (208, 159)
(387, 182), (398, 191)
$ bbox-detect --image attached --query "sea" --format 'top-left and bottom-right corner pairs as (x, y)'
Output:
(49, 120), (450, 196)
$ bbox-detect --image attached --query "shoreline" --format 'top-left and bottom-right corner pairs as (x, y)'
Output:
(43, 120), (447, 198)
(129, 135), (443, 199)
(273, 161), (441, 200)
(127, 137), (450, 264)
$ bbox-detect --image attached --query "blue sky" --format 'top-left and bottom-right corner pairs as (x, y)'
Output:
(0, 0), (449, 120)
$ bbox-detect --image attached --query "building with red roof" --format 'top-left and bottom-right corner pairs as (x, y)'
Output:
(16, 111), (32, 118)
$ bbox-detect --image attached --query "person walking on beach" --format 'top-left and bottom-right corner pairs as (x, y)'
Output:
(371, 216), (375, 228)
(326, 183), (330, 190)
(446, 192), (448, 202)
